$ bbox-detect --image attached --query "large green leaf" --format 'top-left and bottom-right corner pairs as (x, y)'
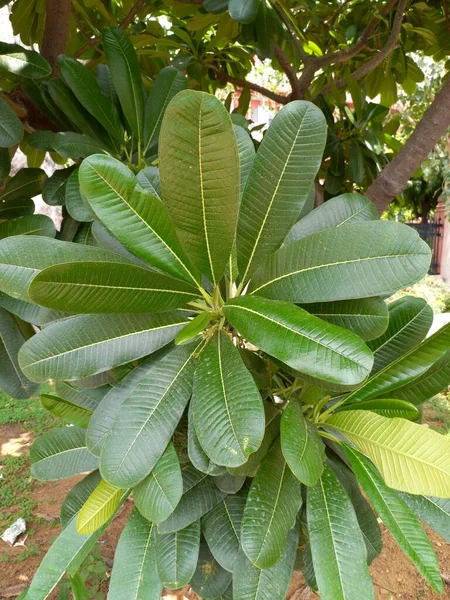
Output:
(0, 196), (34, 220)
(19, 312), (188, 382)
(61, 470), (102, 528)
(79, 154), (200, 286)
(0, 307), (38, 398)
(337, 398), (419, 419)
(214, 471), (246, 494)
(344, 322), (450, 403)
(55, 381), (107, 412)
(307, 466), (374, 600)
(229, 0), (260, 22)
(42, 166), (75, 206)
(159, 90), (240, 284)
(190, 541), (232, 599)
(344, 445), (443, 593)
(133, 443), (183, 523)
(41, 394), (92, 428)
(328, 410), (450, 496)
(236, 101), (326, 282)
(157, 466), (227, 533)
(143, 66), (187, 152)
(224, 296), (373, 387)
(136, 166), (161, 199)
(202, 493), (246, 572)
(233, 527), (298, 600)
(30, 427), (98, 481)
(187, 401), (226, 476)
(234, 124), (255, 197)
(392, 349), (450, 405)
(102, 28), (144, 145)
(59, 56), (123, 143)
(191, 332), (264, 467)
(0, 42), (51, 78)
(249, 222), (431, 302)
(0, 214), (55, 239)
(77, 479), (124, 534)
(300, 297), (389, 341)
(241, 442), (302, 569)
(367, 296), (433, 373)
(30, 261), (199, 314)
(0, 292), (44, 325)
(1, 167), (46, 202)
(108, 509), (162, 600)
(285, 193), (377, 243)
(399, 493), (450, 543)
(100, 343), (197, 487)
(65, 169), (93, 223)
(280, 397), (325, 485)
(0, 96), (23, 147)
(51, 132), (108, 159)
(155, 521), (200, 589)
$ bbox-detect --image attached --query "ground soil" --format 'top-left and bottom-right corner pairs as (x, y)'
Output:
(1, 422), (450, 600)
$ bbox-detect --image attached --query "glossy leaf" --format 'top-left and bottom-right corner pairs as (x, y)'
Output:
(79, 154), (200, 286)
(224, 296), (373, 387)
(108, 509), (162, 600)
(19, 312), (188, 382)
(0, 96), (23, 147)
(100, 343), (197, 487)
(229, 0), (260, 22)
(392, 349), (450, 405)
(234, 124), (255, 197)
(337, 398), (419, 419)
(41, 394), (92, 428)
(0, 214), (55, 240)
(133, 443), (183, 523)
(155, 521), (200, 589)
(0, 42), (51, 78)
(65, 168), (93, 222)
(344, 445), (443, 593)
(190, 541), (232, 599)
(61, 470), (102, 528)
(285, 192), (377, 243)
(175, 311), (212, 345)
(30, 427), (99, 481)
(160, 90), (240, 284)
(241, 442), (302, 569)
(249, 222), (431, 302)
(51, 132), (108, 159)
(77, 479), (124, 534)
(192, 332), (265, 467)
(280, 397), (325, 485)
(307, 466), (375, 600)
(237, 101), (326, 282)
(399, 493), (450, 543)
(187, 401), (226, 476)
(1, 167), (46, 201)
(136, 166), (161, 199)
(328, 410), (450, 496)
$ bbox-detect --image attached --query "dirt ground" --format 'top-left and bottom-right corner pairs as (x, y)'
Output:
(1, 421), (450, 600)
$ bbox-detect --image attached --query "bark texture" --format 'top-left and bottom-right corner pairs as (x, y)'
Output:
(41, 0), (71, 74)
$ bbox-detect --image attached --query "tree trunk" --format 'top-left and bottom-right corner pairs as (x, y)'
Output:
(41, 0), (72, 74)
(366, 77), (450, 214)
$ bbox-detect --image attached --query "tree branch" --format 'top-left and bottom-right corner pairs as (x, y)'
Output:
(366, 77), (450, 213)
(214, 70), (288, 104)
(41, 0), (71, 74)
(274, 44), (301, 99)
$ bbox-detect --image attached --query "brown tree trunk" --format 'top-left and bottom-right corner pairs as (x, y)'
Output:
(366, 77), (450, 214)
(41, 0), (72, 74)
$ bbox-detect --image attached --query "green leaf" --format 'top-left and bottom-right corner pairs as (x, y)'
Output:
(343, 445), (443, 593)
(0, 96), (23, 147)
(26, 516), (108, 600)
(0, 235), (130, 302)
(143, 66), (187, 152)
(43, 166), (76, 206)
(237, 101), (326, 282)
(108, 510), (162, 600)
(234, 125), (255, 198)
(399, 493), (450, 543)
(214, 471), (246, 494)
(133, 443), (183, 523)
(307, 466), (375, 600)
(344, 322), (450, 403)
(300, 297), (389, 341)
(30, 427), (99, 481)
(241, 442), (302, 569)
(202, 493), (246, 572)
(233, 527), (299, 600)
(0, 214), (55, 239)
(55, 381), (107, 412)
(367, 296), (433, 373)
(0, 307), (38, 399)
(187, 401), (226, 476)
(61, 470), (102, 528)
(1, 167), (46, 202)
(280, 397), (325, 485)
(192, 332), (265, 467)
(190, 541), (232, 599)
(229, 0), (260, 22)
(79, 154), (200, 286)
(19, 312), (188, 382)
(175, 312), (212, 345)
(286, 192), (378, 244)
(392, 349), (450, 405)
(328, 410), (450, 496)
(337, 398), (419, 419)
(100, 343), (197, 487)
(224, 296), (373, 387)
(157, 466), (227, 533)
(0, 42), (51, 78)
(160, 90), (240, 284)
(59, 56), (123, 143)
(155, 521), (200, 589)
(0, 195), (34, 220)
(249, 222), (431, 302)
(51, 132), (108, 159)
(65, 169), (93, 223)
(102, 27), (144, 144)
(0, 146), (11, 180)
(30, 261), (199, 314)
(41, 394), (92, 428)
(136, 166), (161, 199)
(77, 479), (124, 534)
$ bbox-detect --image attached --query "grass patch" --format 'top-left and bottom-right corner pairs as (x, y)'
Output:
(423, 393), (450, 435)
(0, 387), (59, 437)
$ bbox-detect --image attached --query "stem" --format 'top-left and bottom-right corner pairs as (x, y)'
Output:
(318, 431), (341, 444)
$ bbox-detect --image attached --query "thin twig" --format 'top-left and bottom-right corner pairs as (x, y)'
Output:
(274, 44), (301, 99)
(213, 68), (288, 104)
